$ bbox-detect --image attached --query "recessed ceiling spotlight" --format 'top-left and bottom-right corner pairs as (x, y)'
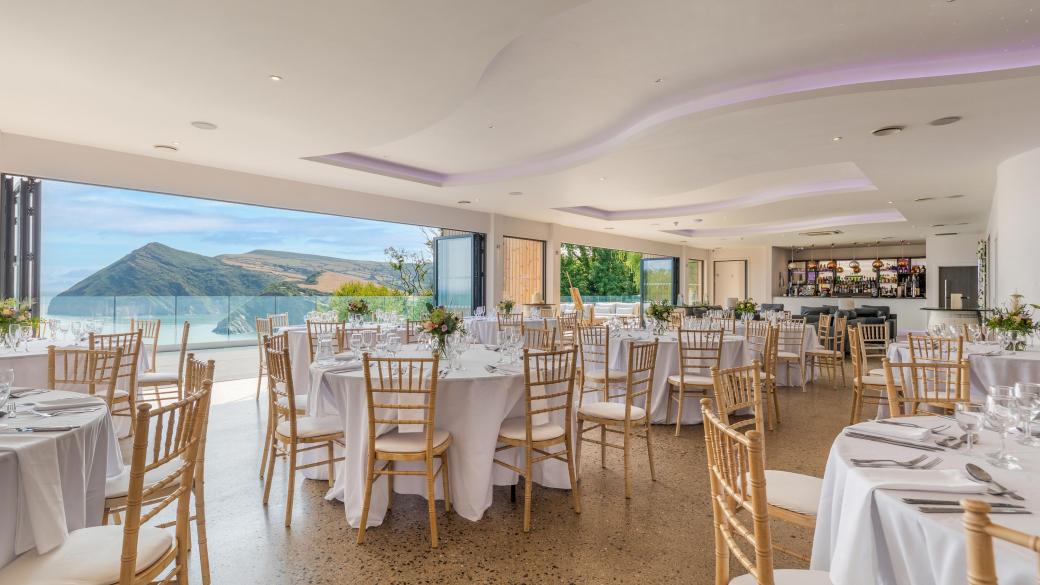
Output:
(930, 223), (947, 227)
(508, 191), (523, 196)
(654, 77), (664, 84)
(191, 121), (218, 130)
(171, 141), (180, 146)
(872, 125), (905, 137)
(692, 218), (704, 223)
(153, 144), (178, 152)
(269, 74), (283, 81)
(887, 200), (894, 204)
(598, 176), (606, 181)
(929, 115), (961, 126)
(487, 124), (495, 129)
(457, 200), (471, 205)
(832, 136), (843, 142)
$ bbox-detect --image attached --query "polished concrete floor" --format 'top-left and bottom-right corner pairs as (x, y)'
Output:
(177, 369), (856, 585)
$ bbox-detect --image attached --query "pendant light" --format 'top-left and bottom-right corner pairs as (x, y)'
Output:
(849, 246), (861, 274)
(826, 244), (838, 271)
(807, 245), (818, 270)
(871, 240), (884, 270)
(897, 240), (909, 269)
(787, 245), (798, 270)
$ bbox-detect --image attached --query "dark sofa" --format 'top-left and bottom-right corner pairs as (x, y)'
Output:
(799, 304), (896, 341)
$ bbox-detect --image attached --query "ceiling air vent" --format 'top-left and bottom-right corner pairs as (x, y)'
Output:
(933, 232), (959, 236)
(798, 230), (843, 237)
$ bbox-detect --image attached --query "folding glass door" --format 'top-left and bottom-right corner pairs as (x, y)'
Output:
(433, 233), (485, 315)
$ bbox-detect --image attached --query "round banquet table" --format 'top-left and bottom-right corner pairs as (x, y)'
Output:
(282, 324), (384, 398)
(0, 390), (122, 569)
(606, 331), (752, 425)
(886, 341), (1040, 400)
(462, 316), (557, 345)
(306, 345), (573, 528)
(811, 416), (1039, 585)
(0, 339), (150, 391)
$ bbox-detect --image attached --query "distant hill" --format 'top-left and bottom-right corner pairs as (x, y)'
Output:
(216, 249), (403, 293)
(48, 243), (281, 315)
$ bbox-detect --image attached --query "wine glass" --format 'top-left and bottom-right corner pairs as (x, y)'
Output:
(386, 335), (401, 358)
(19, 325), (33, 353)
(374, 332), (388, 357)
(955, 402), (985, 457)
(58, 319), (69, 342)
(1013, 382), (1040, 447)
(985, 388), (1022, 470)
(350, 332), (363, 361)
(70, 321), (83, 346)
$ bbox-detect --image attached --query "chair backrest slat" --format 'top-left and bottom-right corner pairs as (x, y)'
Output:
(268, 313), (289, 329)
(129, 319), (161, 373)
(882, 358), (971, 415)
(711, 362), (763, 434)
(362, 355), (440, 449)
(677, 329), (724, 381)
(47, 346), (123, 404)
(521, 348), (577, 438)
(89, 331), (142, 392)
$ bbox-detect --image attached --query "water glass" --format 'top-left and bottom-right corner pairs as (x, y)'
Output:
(386, 335), (401, 357)
(985, 389), (1022, 470)
(955, 402), (985, 456)
(1013, 382), (1040, 447)
(350, 333), (363, 360)
(70, 321), (83, 346)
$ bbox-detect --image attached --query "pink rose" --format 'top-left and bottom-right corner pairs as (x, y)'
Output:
(441, 325), (448, 332)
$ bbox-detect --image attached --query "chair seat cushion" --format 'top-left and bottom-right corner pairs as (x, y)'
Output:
(112, 389), (129, 400)
(276, 415), (341, 438)
(578, 401), (646, 421)
(806, 348), (840, 357)
(105, 457), (184, 498)
(583, 368), (626, 381)
(375, 429), (451, 453)
(869, 368), (886, 377)
(777, 351), (800, 359)
(764, 469), (822, 516)
(498, 417), (565, 442)
(0, 525), (173, 584)
(667, 373), (713, 388)
(731, 569), (833, 584)
(276, 394), (308, 413)
(861, 374), (899, 386)
(138, 371), (179, 385)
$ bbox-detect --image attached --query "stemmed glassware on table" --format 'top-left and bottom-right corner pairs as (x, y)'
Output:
(385, 335), (402, 358)
(1013, 382), (1040, 447)
(350, 332), (363, 361)
(954, 402), (985, 457)
(70, 321), (83, 346)
(19, 324), (34, 352)
(374, 332), (388, 357)
(985, 386), (1022, 470)
(0, 368), (15, 424)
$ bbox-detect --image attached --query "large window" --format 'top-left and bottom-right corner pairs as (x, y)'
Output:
(30, 177), (483, 345)
(559, 243), (641, 303)
(686, 259), (704, 304)
(502, 236), (545, 305)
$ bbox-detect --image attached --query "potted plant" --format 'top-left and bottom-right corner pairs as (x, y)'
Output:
(986, 294), (1038, 352)
(420, 303), (466, 357)
(645, 300), (674, 335)
(497, 299), (515, 314)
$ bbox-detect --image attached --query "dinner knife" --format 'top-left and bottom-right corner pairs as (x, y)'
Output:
(13, 426), (77, 432)
(843, 431), (946, 452)
(918, 507), (1032, 515)
(902, 498), (1026, 509)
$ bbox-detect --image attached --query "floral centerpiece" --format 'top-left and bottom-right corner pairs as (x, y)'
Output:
(420, 303), (466, 357)
(497, 299), (515, 314)
(986, 293), (1039, 351)
(735, 298), (757, 318)
(0, 298), (35, 334)
(346, 298), (370, 317)
(645, 300), (674, 335)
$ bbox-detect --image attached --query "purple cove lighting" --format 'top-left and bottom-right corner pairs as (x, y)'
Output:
(662, 209), (906, 239)
(306, 50), (1040, 187)
(554, 177), (876, 220)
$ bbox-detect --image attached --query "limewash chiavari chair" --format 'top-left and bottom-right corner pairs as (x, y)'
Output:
(254, 316), (272, 400)
(0, 388), (212, 585)
(700, 399), (833, 585)
(268, 312), (290, 329)
(962, 500), (1040, 585)
(575, 324), (624, 407)
(306, 319), (346, 361)
(710, 362), (764, 435)
(259, 332), (294, 482)
(104, 356), (216, 584)
(859, 322), (890, 374)
(90, 330), (143, 429)
(805, 314), (847, 390)
(759, 325), (782, 430)
(557, 312), (579, 348)
(137, 321), (191, 407)
(668, 309), (685, 330)
(776, 321), (807, 392)
(710, 316), (737, 334)
(262, 347), (344, 527)
(404, 319), (422, 344)
(357, 354), (452, 548)
(523, 324), (556, 352)
(575, 340), (658, 499)
(536, 305), (556, 318)
(494, 348), (581, 532)
(497, 312), (525, 333)
(129, 318), (160, 373)
(667, 329), (724, 436)
(882, 357), (971, 417)
(744, 321), (770, 356)
(847, 327), (898, 424)
(47, 346), (123, 410)
(907, 333), (964, 363)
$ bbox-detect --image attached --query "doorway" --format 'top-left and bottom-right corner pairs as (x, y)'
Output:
(937, 266), (979, 309)
(713, 260), (747, 304)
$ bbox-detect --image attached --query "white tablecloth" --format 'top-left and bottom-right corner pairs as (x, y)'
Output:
(306, 346), (572, 528)
(0, 390), (123, 569)
(606, 332), (752, 425)
(0, 339), (150, 391)
(811, 417), (1040, 585)
(463, 317), (557, 345)
(886, 342), (1040, 400)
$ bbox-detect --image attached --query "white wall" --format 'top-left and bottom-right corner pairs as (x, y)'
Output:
(706, 246), (772, 304)
(0, 132), (711, 306)
(988, 146), (1040, 305)
(924, 233), (981, 308)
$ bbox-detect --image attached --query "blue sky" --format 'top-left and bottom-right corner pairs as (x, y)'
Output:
(41, 180), (432, 296)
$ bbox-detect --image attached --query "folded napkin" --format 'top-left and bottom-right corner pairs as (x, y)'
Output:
(855, 468), (988, 494)
(847, 421), (930, 442)
(32, 397), (103, 412)
(10, 387), (39, 398)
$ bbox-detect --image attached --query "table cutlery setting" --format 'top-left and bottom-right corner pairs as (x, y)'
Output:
(850, 455), (943, 469)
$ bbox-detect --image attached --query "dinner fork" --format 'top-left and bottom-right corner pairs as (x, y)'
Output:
(850, 454), (928, 467)
(31, 407), (101, 417)
(853, 457), (942, 470)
